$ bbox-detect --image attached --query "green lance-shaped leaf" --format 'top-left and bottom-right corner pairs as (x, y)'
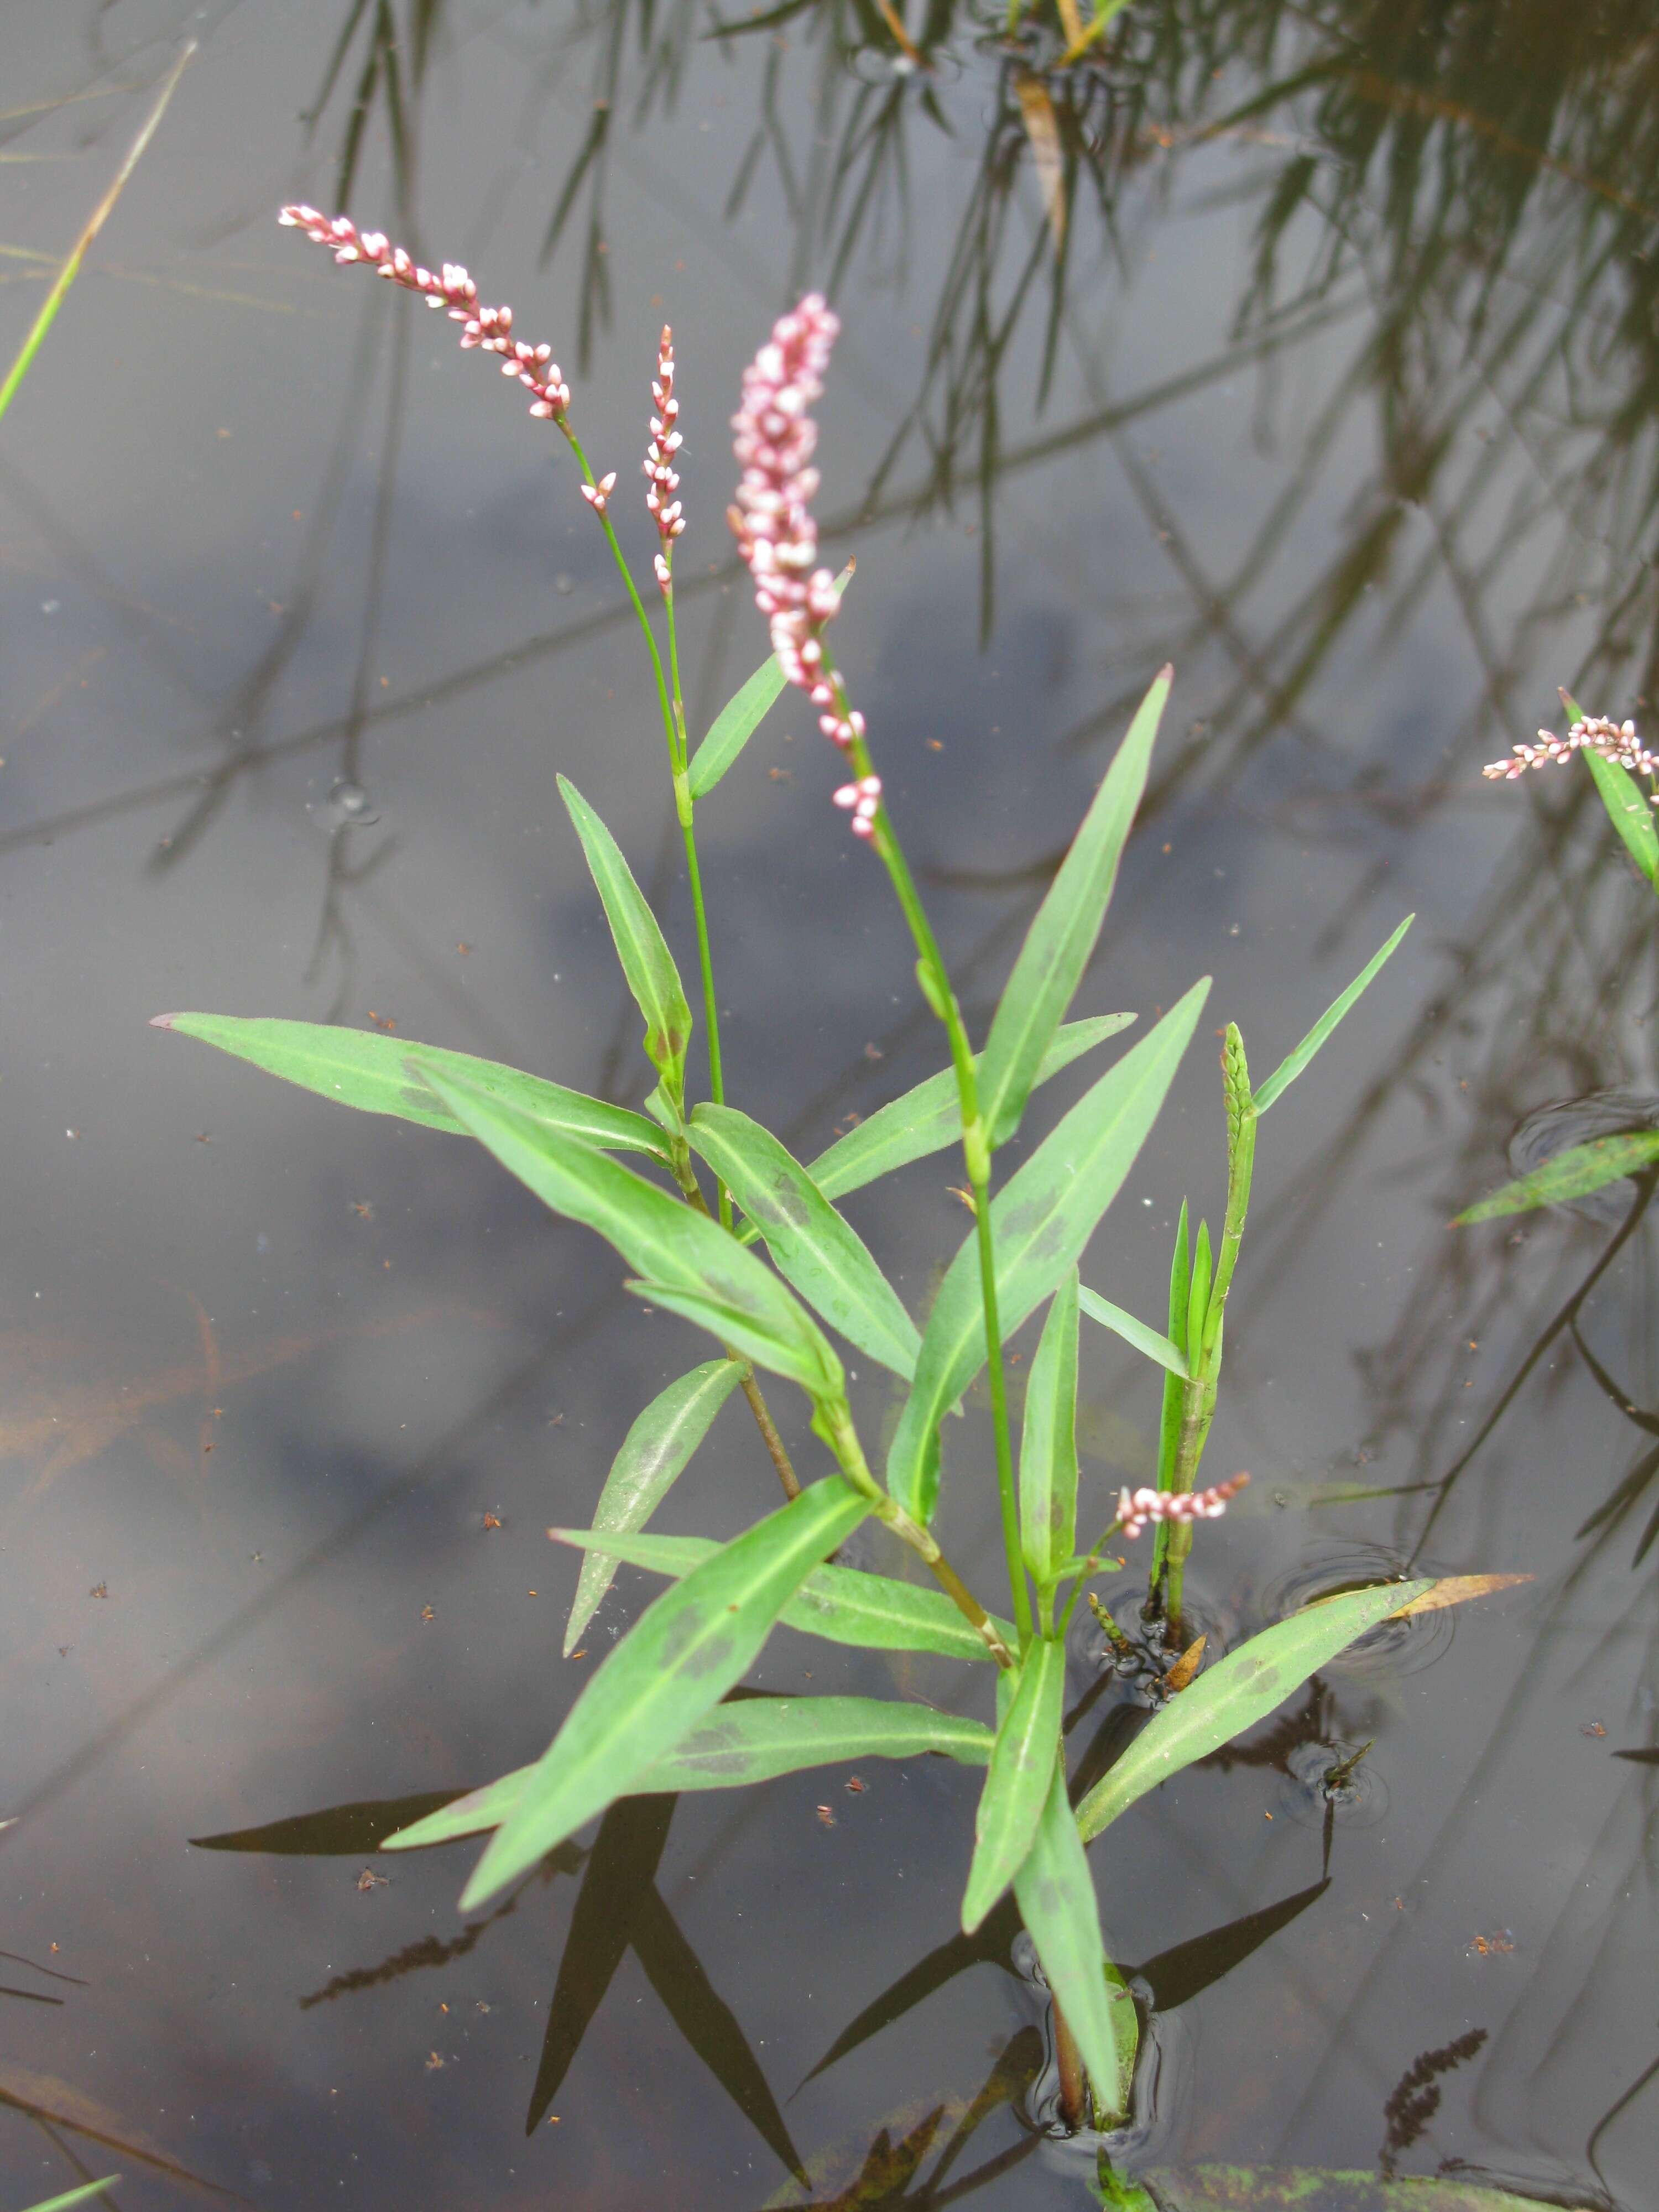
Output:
(801, 1014), (1134, 1211)
(564, 1359), (745, 1657)
(687, 564), (853, 800)
(460, 1477), (869, 1907)
(1012, 1753), (1126, 2120)
(888, 979), (1209, 1525)
(149, 1013), (671, 1162)
(21, 2186), (123, 2212)
(977, 667), (1171, 1150)
(690, 1104), (921, 1378)
(547, 1527), (1016, 1663)
(559, 775), (692, 1113)
(1075, 1579), (1432, 1843)
(1454, 1129), (1659, 1224)
(383, 1696), (994, 1848)
(413, 1061), (842, 1402)
(625, 1280), (844, 1397)
(1252, 914), (1414, 1115)
(1156, 1200), (1191, 1490)
(1021, 1272), (1082, 1587)
(1563, 687), (1659, 894)
(962, 1638), (1067, 1932)
(1185, 1219), (1213, 1372)
(1201, 1024), (1256, 1369)
(1078, 1286), (1187, 1379)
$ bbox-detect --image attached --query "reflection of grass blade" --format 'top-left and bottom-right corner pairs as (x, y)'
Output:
(799, 1895), (1020, 2085)
(191, 1792), (465, 1855)
(629, 1886), (806, 2181)
(0, 2066), (230, 2198)
(1132, 1879), (1328, 2013)
(0, 41), (195, 424)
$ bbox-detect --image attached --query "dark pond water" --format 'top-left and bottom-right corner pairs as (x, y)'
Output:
(4, 2), (1659, 2205)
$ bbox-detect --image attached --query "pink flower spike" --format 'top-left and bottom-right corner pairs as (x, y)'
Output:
(1114, 1473), (1250, 1540)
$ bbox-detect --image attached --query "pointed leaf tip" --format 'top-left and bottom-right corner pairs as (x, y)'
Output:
(149, 1013), (179, 1029)
(1157, 661), (1173, 682)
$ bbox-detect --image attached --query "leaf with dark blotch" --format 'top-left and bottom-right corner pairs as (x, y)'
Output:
(800, 1896), (1022, 2085)
(525, 1794), (675, 2132)
(629, 1884), (806, 2180)
(1455, 1130), (1659, 1225)
(191, 1792), (464, 1856)
(460, 1478), (868, 1908)
(1131, 1880), (1329, 2013)
(1136, 2164), (1547, 2209)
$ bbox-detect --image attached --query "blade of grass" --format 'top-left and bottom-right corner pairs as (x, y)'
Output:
(1252, 915), (1414, 1114)
(1078, 1286), (1187, 1379)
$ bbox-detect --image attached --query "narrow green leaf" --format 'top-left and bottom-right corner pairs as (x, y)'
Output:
(460, 1478), (868, 1906)
(1021, 1272), (1082, 1585)
(801, 1015), (1135, 1211)
(690, 1104), (920, 1377)
(978, 667), (1171, 1149)
(687, 564), (852, 800)
(558, 775), (692, 1109)
(412, 1061), (841, 1401)
(888, 980), (1210, 1524)
(1453, 1129), (1659, 1224)
(1185, 1220), (1213, 1370)
(384, 1699), (993, 1849)
(1137, 2167), (1547, 2210)
(625, 1279), (839, 1397)
(565, 1359), (745, 1656)
(1074, 1579), (1432, 1843)
(1012, 1754), (1124, 2119)
(1584, 749), (1659, 890)
(1078, 1286), (1187, 1380)
(20, 2185), (122, 2212)
(1252, 914), (1413, 1114)
(150, 1013), (670, 1162)
(1157, 1201), (1190, 1490)
(546, 1527), (1016, 1662)
(962, 1639), (1067, 1931)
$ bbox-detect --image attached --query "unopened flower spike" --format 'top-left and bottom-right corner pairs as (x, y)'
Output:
(1484, 703), (1659, 802)
(731, 294), (873, 839)
(646, 325), (686, 592)
(1115, 1473), (1250, 1541)
(277, 207), (572, 427)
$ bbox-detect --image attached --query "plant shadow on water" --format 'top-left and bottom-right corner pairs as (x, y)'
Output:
(4, 0), (1659, 2206)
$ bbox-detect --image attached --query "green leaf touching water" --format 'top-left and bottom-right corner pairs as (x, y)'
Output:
(1079, 1286), (1188, 1379)
(961, 1639), (1067, 1932)
(1454, 1128), (1659, 1224)
(887, 979), (1209, 1524)
(978, 666), (1170, 1149)
(545, 1527), (1016, 1663)
(383, 1697), (993, 1847)
(564, 1359), (745, 1657)
(1020, 1272), (1082, 1586)
(558, 775), (692, 1111)
(412, 1062), (841, 1400)
(800, 1015), (1135, 1211)
(687, 564), (852, 800)
(1133, 2168), (1551, 2211)
(1075, 1580), (1433, 1842)
(1251, 914), (1413, 1114)
(689, 1105), (921, 1377)
(150, 1013), (670, 1162)
(1011, 1754), (1126, 2125)
(459, 1477), (868, 1907)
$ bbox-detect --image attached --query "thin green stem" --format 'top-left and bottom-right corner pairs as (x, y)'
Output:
(564, 425), (679, 761)
(840, 716), (1031, 1646)
(665, 566), (732, 1227)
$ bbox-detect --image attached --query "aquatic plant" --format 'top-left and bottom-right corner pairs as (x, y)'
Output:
(153, 218), (1501, 2160)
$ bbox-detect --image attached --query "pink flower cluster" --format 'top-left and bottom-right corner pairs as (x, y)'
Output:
(1114, 1472), (1250, 1540)
(646, 326), (686, 595)
(1485, 711), (1658, 797)
(730, 295), (880, 837)
(277, 207), (572, 426)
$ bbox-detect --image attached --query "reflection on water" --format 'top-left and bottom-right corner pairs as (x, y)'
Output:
(3, 0), (1659, 2203)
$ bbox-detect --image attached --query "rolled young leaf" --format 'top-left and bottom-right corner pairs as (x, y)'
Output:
(1156, 1199), (1190, 1490)
(961, 1637), (1067, 1932)
(548, 1526), (1017, 1663)
(1021, 1271), (1082, 1587)
(1012, 1753), (1126, 2121)
(1074, 1579), (1433, 1843)
(383, 1697), (994, 1848)
(558, 775), (692, 1114)
(564, 1359), (745, 1656)
(150, 1013), (670, 1162)
(801, 1014), (1134, 1211)
(1252, 914), (1413, 1114)
(977, 667), (1171, 1150)
(1078, 1286), (1187, 1380)
(1453, 1129), (1659, 1225)
(687, 564), (852, 800)
(412, 1061), (842, 1402)
(887, 978), (1210, 1525)
(690, 1104), (920, 1378)
(460, 1476), (869, 1907)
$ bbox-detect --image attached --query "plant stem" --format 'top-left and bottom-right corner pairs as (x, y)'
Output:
(1053, 1996), (1088, 2129)
(841, 719), (1032, 1647)
(665, 569), (732, 1228)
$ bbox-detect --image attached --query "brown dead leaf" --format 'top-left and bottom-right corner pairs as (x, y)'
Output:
(1163, 1633), (1207, 1692)
(0, 2064), (232, 2195)
(1015, 72), (1066, 252)
(1391, 1573), (1533, 1619)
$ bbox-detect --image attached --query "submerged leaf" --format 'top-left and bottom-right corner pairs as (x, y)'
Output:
(564, 1359), (745, 1656)
(1388, 1574), (1533, 1618)
(1454, 1130), (1659, 1224)
(459, 1478), (868, 1907)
